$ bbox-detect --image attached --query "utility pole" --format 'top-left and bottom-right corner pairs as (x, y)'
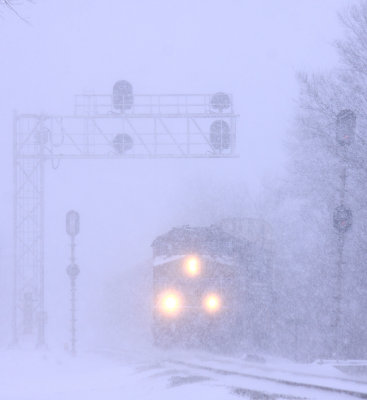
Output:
(66, 210), (80, 356)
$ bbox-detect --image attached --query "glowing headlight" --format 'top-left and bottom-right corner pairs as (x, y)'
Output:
(184, 256), (200, 276)
(158, 291), (181, 316)
(203, 294), (221, 313)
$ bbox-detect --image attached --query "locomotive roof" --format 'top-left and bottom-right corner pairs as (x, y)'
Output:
(151, 225), (249, 259)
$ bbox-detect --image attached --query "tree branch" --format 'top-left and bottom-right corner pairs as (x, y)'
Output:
(0, 0), (32, 24)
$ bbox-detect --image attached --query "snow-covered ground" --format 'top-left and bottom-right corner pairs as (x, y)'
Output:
(0, 348), (230, 400)
(1, 347), (367, 400)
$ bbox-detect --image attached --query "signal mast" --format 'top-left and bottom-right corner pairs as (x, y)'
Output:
(332, 109), (356, 357)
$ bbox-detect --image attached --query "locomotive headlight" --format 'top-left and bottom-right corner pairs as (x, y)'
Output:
(164, 295), (178, 310)
(158, 291), (181, 316)
(184, 256), (200, 277)
(203, 294), (221, 313)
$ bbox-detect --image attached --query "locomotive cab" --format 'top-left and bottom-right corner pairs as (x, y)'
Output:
(151, 225), (250, 350)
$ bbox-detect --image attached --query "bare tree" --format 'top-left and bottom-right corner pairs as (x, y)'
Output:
(274, 0), (367, 359)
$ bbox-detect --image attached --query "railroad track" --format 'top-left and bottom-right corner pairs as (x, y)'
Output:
(167, 359), (367, 399)
(95, 347), (367, 399)
(205, 356), (367, 386)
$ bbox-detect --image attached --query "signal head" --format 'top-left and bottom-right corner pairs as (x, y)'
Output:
(113, 80), (134, 112)
(210, 120), (231, 151)
(210, 92), (231, 112)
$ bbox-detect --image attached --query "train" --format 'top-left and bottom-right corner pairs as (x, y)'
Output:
(151, 219), (273, 351)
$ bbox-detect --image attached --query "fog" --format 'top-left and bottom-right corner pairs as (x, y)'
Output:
(3, 1), (366, 398)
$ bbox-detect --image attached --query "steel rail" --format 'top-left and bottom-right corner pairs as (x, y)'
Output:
(168, 360), (367, 399)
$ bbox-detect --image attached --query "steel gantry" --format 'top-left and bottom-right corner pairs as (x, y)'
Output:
(13, 86), (238, 346)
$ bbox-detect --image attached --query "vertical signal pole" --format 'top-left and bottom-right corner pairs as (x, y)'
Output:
(66, 210), (80, 356)
(333, 110), (355, 358)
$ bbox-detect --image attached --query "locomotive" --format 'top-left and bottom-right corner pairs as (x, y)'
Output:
(151, 219), (273, 351)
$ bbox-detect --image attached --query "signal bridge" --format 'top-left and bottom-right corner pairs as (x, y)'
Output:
(13, 83), (238, 346)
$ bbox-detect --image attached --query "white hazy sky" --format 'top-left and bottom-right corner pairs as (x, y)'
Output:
(0, 0), (348, 189)
(0, 0), (350, 345)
